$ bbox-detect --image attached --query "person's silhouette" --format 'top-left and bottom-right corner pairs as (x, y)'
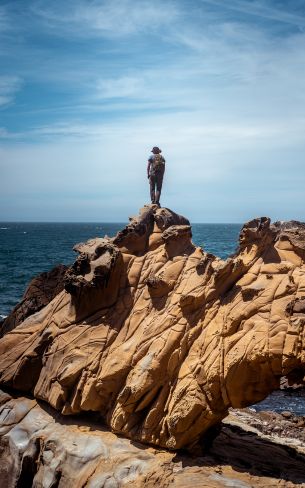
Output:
(147, 146), (165, 206)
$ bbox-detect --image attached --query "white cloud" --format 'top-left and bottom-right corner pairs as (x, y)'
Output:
(0, 6), (10, 33)
(96, 76), (144, 99)
(200, 0), (305, 28)
(5, 100), (305, 169)
(31, 0), (180, 38)
(0, 76), (22, 107)
(1, 113), (304, 223)
(1, 0), (305, 222)
(0, 127), (10, 137)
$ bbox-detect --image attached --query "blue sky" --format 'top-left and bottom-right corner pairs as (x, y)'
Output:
(0, 0), (305, 222)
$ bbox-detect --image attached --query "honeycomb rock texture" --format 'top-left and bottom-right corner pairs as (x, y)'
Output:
(0, 205), (304, 450)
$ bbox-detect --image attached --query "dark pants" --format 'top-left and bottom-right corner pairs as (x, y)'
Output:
(149, 170), (164, 205)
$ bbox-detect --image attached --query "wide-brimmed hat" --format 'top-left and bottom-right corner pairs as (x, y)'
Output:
(151, 146), (162, 153)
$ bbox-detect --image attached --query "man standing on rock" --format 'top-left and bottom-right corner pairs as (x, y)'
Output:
(147, 146), (165, 206)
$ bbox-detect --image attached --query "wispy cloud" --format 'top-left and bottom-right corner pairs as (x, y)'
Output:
(0, 127), (10, 138)
(8, 108), (305, 153)
(200, 0), (305, 28)
(0, 5), (10, 33)
(1, 0), (305, 221)
(0, 76), (22, 107)
(31, 0), (180, 38)
(96, 76), (144, 99)
(1, 110), (304, 222)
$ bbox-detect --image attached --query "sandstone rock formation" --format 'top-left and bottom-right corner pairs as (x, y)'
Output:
(0, 205), (304, 451)
(1, 389), (305, 487)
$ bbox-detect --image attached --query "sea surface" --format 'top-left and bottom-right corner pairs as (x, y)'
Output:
(253, 390), (305, 416)
(1, 221), (304, 415)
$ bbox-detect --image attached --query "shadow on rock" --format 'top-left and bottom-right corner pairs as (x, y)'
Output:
(196, 423), (305, 484)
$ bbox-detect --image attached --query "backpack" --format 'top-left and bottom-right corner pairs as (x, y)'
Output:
(152, 154), (165, 173)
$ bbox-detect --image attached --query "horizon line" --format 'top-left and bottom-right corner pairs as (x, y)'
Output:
(0, 220), (243, 225)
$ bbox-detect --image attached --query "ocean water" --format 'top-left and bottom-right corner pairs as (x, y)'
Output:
(253, 390), (305, 416)
(0, 222), (241, 318)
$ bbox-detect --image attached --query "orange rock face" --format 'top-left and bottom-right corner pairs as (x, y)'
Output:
(0, 205), (304, 449)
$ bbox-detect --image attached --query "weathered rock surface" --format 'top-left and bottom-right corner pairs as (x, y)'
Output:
(0, 205), (304, 451)
(1, 390), (305, 487)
